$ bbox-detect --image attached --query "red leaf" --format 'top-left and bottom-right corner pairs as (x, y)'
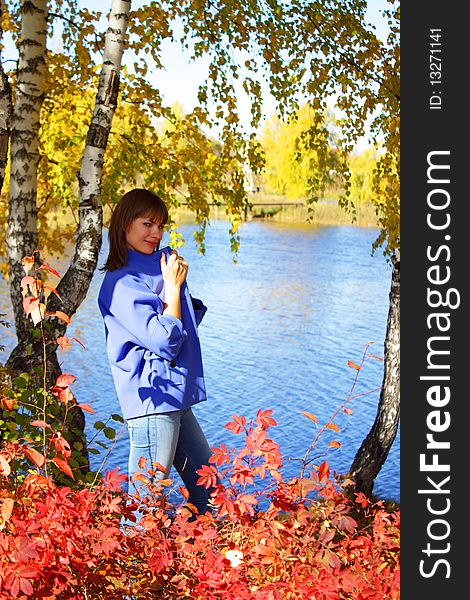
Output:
(152, 461), (167, 473)
(71, 337), (86, 349)
(48, 310), (71, 324)
(55, 373), (76, 387)
(344, 408), (353, 415)
(256, 409), (277, 428)
(209, 443), (231, 466)
(20, 577), (34, 596)
(104, 467), (127, 490)
(78, 403), (95, 414)
(22, 296), (38, 315)
(1, 497), (14, 523)
(51, 457), (74, 479)
(22, 295), (47, 324)
(355, 492), (370, 508)
(323, 548), (341, 569)
(317, 461), (330, 481)
(20, 276), (40, 298)
(328, 440), (341, 449)
(30, 420), (51, 429)
(22, 446), (45, 468)
(40, 263), (60, 277)
(0, 395), (15, 411)
(43, 284), (62, 301)
(56, 336), (72, 351)
(347, 360), (361, 370)
(196, 464), (218, 489)
(224, 414), (247, 434)
(179, 485), (189, 501)
(339, 515), (358, 534)
(51, 386), (74, 404)
(51, 434), (71, 459)
(325, 422), (340, 432)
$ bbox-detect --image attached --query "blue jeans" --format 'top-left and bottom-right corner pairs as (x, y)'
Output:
(127, 407), (213, 516)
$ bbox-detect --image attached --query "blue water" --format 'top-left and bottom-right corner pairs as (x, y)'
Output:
(0, 220), (399, 501)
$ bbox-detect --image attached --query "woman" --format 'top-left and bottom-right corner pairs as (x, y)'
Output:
(98, 188), (213, 517)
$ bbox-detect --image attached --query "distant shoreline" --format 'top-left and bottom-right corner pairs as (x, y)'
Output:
(174, 196), (379, 228)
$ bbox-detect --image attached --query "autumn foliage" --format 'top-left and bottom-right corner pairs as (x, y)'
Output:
(0, 408), (399, 599)
(0, 257), (400, 598)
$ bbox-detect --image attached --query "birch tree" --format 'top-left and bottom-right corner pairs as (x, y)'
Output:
(6, 0), (48, 345)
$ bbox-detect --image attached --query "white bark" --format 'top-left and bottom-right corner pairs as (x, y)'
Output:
(78, 0), (131, 204)
(6, 0), (48, 338)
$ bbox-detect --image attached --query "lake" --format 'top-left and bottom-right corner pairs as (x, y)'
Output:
(0, 219), (399, 501)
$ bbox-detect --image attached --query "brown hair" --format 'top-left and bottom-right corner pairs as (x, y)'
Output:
(102, 188), (169, 271)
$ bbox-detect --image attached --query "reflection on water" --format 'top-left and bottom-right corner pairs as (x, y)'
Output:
(0, 220), (399, 501)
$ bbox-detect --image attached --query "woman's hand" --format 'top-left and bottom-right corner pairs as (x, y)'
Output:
(160, 250), (188, 289)
(160, 251), (188, 320)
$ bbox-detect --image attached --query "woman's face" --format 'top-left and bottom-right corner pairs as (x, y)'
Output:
(125, 216), (165, 254)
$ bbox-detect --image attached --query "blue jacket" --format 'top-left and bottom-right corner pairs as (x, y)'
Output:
(98, 246), (207, 420)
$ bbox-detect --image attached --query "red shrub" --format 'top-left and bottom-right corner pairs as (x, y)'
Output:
(0, 410), (399, 599)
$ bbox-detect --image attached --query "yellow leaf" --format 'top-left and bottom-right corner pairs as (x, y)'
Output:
(43, 285), (62, 301)
(0, 497), (14, 526)
(21, 255), (35, 274)
(0, 455), (11, 477)
(31, 302), (46, 326)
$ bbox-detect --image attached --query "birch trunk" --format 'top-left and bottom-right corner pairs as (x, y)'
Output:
(348, 250), (400, 497)
(6, 0), (47, 341)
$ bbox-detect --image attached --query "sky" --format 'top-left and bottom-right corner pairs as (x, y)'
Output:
(123, 0), (392, 146)
(149, 1), (391, 120)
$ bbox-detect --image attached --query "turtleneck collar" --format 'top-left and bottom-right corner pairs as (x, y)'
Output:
(126, 246), (172, 271)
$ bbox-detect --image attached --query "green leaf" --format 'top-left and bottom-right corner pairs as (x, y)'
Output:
(104, 427), (116, 440)
(13, 376), (28, 389)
